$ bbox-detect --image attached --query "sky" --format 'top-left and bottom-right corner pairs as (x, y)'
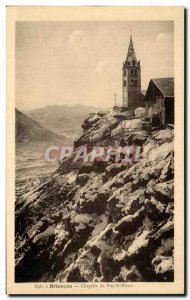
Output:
(16, 21), (174, 110)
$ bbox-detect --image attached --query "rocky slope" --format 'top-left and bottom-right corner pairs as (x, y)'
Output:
(15, 109), (174, 282)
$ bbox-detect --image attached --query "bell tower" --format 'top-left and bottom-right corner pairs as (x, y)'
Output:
(122, 35), (141, 107)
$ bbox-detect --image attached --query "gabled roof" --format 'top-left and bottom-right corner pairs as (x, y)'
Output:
(152, 78), (174, 97)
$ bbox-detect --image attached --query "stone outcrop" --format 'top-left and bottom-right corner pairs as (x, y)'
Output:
(15, 109), (174, 282)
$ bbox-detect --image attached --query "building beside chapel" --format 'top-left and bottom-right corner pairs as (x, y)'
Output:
(144, 78), (174, 126)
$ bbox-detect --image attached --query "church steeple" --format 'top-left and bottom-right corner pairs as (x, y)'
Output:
(126, 36), (137, 64)
(122, 35), (141, 107)
(124, 35), (140, 67)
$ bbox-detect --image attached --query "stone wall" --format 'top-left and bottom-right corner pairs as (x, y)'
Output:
(145, 96), (165, 125)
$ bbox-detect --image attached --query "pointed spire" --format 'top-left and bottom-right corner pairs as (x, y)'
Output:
(123, 34), (140, 67)
(125, 35), (138, 66)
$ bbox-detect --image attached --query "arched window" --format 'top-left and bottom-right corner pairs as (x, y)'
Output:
(131, 69), (133, 75)
(123, 70), (126, 76)
(123, 80), (126, 86)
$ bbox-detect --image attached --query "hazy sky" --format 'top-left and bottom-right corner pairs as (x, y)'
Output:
(16, 21), (174, 110)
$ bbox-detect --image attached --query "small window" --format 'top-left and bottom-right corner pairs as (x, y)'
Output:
(123, 70), (126, 76)
(135, 80), (137, 86)
(123, 80), (126, 86)
(131, 69), (133, 75)
(135, 70), (137, 76)
(131, 79), (134, 85)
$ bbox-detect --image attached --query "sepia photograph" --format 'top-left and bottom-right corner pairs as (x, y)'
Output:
(6, 6), (184, 295)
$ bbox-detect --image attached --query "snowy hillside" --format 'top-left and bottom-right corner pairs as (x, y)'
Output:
(15, 109), (174, 282)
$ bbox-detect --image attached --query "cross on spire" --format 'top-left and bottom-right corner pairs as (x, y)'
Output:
(130, 25), (132, 37)
(114, 93), (117, 106)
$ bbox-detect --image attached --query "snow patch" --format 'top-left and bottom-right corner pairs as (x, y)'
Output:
(127, 230), (149, 255)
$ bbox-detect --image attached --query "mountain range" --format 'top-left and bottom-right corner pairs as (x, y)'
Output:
(16, 108), (70, 144)
(26, 104), (101, 140)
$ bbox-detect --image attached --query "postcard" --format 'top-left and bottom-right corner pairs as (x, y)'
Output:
(6, 6), (184, 295)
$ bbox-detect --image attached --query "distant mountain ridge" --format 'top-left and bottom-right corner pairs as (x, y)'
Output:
(16, 108), (70, 144)
(26, 104), (102, 139)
